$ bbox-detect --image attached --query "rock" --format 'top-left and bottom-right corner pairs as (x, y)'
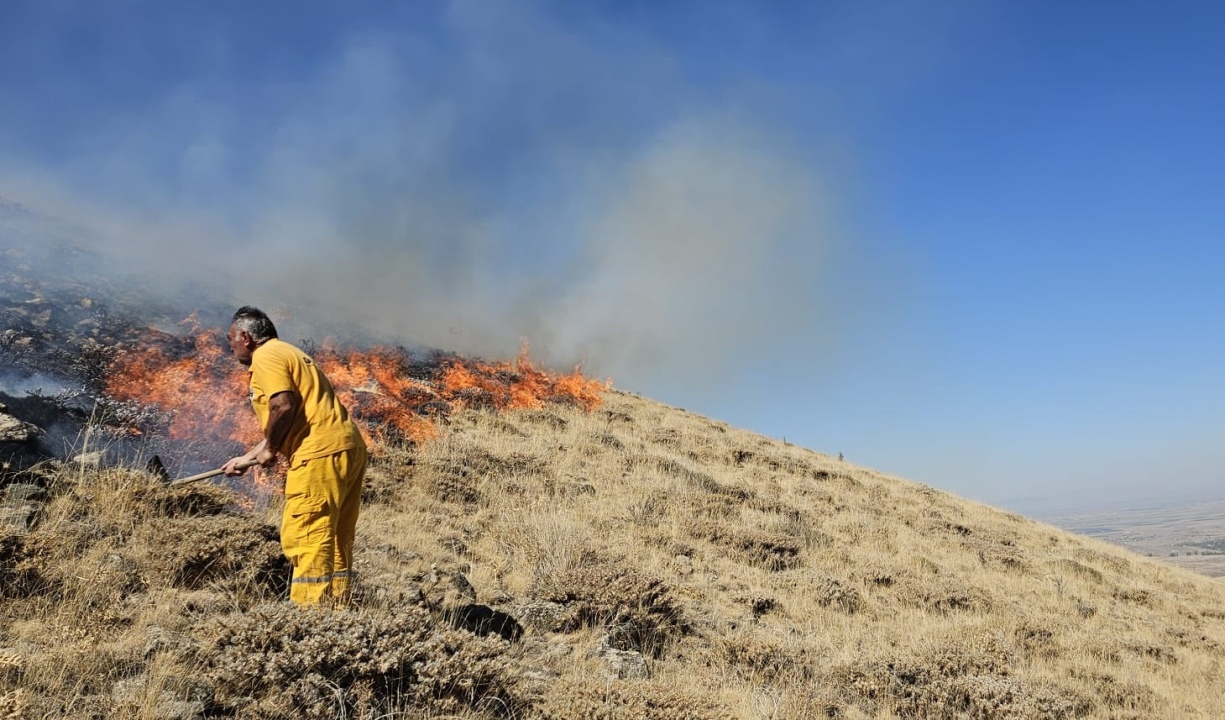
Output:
(0, 413), (43, 443)
(450, 571), (477, 601)
(112, 673), (211, 719)
(447, 603), (525, 641)
(373, 544), (420, 563)
(422, 567), (476, 603)
(143, 625), (198, 661)
(0, 647), (23, 680)
(3, 483), (45, 503)
(517, 636), (573, 698)
(111, 675), (146, 704)
(590, 635), (649, 680)
(145, 455), (169, 482)
(513, 601), (568, 633)
(0, 503), (41, 532)
(72, 450), (104, 467)
(152, 700), (206, 720)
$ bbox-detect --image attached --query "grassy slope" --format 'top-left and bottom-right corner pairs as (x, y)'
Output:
(3, 389), (1225, 718)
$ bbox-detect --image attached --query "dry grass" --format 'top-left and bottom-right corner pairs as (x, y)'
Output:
(3, 388), (1225, 717)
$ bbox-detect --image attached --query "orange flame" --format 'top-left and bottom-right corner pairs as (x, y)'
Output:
(104, 327), (610, 461)
(437, 344), (606, 413)
(104, 329), (259, 447)
(314, 344), (440, 446)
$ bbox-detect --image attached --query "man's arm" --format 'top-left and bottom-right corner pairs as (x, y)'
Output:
(222, 440), (266, 475)
(260, 390), (301, 465)
(222, 391), (302, 474)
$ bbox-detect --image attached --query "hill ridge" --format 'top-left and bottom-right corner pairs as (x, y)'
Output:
(2, 387), (1224, 718)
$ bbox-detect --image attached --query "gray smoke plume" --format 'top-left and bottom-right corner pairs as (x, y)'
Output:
(0, 2), (837, 392)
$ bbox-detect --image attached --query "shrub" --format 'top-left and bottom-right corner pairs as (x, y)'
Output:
(533, 556), (684, 657)
(200, 603), (524, 718)
(0, 530), (62, 599)
(689, 521), (802, 571)
(537, 678), (735, 720)
(140, 515), (287, 595)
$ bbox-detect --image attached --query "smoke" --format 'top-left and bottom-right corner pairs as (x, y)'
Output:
(0, 1), (835, 390)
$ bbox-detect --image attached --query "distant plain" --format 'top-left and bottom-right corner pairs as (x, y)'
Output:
(1047, 499), (1225, 578)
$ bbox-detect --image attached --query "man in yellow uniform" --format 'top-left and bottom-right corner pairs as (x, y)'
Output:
(222, 306), (367, 606)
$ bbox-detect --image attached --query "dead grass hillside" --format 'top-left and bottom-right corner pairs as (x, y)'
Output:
(3, 388), (1225, 718)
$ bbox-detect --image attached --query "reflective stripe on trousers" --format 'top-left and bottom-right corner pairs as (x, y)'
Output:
(281, 447), (366, 605)
(291, 569), (353, 585)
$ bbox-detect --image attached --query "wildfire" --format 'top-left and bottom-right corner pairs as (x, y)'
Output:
(103, 326), (610, 468)
(104, 329), (259, 447)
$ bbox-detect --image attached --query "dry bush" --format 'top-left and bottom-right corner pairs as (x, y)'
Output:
(518, 408), (569, 431)
(589, 430), (625, 450)
(688, 519), (802, 571)
(627, 492), (670, 527)
(759, 507), (833, 550)
(809, 575), (865, 614)
(1072, 547), (1132, 577)
(537, 677), (736, 720)
(1068, 668), (1156, 714)
(12, 635), (148, 716)
(138, 514), (287, 595)
(1048, 558), (1104, 584)
(0, 530), (61, 599)
(532, 554), (685, 656)
(0, 689), (25, 719)
(888, 573), (993, 614)
(711, 634), (818, 683)
(971, 539), (1030, 573)
(686, 493), (742, 520)
(136, 482), (235, 518)
(651, 456), (749, 499)
(852, 559), (908, 589)
(597, 406), (636, 426)
(1111, 586), (1153, 606)
(833, 634), (1092, 719)
(358, 454), (411, 505)
(1013, 620), (1059, 659)
(729, 446), (818, 477)
(200, 603), (524, 718)
(418, 443), (551, 506)
(920, 675), (1092, 719)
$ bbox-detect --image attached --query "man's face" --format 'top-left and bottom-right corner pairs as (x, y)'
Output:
(227, 324), (254, 367)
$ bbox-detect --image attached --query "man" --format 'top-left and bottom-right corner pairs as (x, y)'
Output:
(222, 306), (367, 606)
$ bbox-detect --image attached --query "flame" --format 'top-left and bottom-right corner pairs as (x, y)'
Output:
(437, 343), (606, 413)
(103, 327), (610, 466)
(104, 329), (258, 447)
(314, 344), (439, 445)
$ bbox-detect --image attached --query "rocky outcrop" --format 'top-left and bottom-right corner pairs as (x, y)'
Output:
(0, 404), (49, 532)
(0, 405), (43, 444)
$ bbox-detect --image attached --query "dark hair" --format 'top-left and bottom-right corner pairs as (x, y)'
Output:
(231, 306), (278, 342)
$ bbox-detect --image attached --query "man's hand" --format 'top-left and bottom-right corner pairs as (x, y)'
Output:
(256, 446), (277, 467)
(222, 456), (254, 476)
(224, 440), (274, 475)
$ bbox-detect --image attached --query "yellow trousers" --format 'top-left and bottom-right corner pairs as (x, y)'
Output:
(281, 446), (366, 605)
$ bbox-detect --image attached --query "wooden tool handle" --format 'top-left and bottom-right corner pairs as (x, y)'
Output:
(169, 459), (259, 486)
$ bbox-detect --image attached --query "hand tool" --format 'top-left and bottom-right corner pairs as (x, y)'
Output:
(169, 459), (258, 486)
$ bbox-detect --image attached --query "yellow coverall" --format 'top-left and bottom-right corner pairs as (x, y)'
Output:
(249, 339), (367, 605)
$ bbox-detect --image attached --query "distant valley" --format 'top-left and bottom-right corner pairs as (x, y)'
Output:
(1045, 498), (1225, 578)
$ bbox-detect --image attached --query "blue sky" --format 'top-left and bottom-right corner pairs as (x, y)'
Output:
(1, 1), (1222, 514)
